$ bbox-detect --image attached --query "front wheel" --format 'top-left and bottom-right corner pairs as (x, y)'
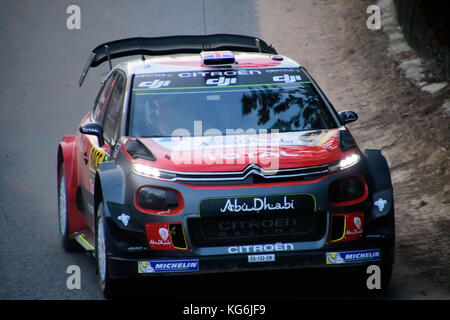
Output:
(95, 202), (118, 299)
(58, 163), (80, 252)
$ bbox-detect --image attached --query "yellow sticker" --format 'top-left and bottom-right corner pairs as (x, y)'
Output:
(89, 147), (109, 171)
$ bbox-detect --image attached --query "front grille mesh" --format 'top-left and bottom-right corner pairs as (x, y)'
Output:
(187, 212), (327, 247)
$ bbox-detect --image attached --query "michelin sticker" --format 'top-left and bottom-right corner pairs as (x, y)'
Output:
(138, 259), (199, 273)
(326, 249), (381, 265)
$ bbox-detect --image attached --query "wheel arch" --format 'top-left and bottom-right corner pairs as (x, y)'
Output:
(57, 136), (88, 234)
(364, 149), (395, 249)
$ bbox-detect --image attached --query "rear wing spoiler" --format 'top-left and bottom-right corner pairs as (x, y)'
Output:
(78, 34), (277, 86)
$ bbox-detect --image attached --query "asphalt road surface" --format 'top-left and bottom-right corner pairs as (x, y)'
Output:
(0, 0), (441, 300)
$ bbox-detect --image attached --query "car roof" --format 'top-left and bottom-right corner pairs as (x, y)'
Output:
(113, 52), (301, 76)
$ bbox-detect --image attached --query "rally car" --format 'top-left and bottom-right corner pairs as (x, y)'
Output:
(57, 34), (395, 298)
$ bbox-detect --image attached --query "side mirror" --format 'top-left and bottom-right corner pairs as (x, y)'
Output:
(339, 110), (358, 125)
(79, 123), (105, 146)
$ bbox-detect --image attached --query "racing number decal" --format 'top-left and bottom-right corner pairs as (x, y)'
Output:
(88, 147), (109, 172)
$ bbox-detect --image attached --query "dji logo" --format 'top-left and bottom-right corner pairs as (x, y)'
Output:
(273, 74), (302, 83)
(138, 80), (171, 88)
(206, 77), (237, 86)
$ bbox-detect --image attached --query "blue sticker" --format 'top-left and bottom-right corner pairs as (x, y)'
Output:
(138, 259), (199, 273)
(326, 249), (381, 264)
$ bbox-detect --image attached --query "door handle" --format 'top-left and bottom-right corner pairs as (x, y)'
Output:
(83, 153), (88, 165)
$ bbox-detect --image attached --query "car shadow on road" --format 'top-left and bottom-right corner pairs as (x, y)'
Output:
(113, 267), (391, 300)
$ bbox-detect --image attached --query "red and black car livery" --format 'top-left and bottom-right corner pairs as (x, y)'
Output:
(57, 34), (395, 297)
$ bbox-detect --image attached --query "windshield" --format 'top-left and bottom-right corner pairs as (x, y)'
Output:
(129, 68), (338, 137)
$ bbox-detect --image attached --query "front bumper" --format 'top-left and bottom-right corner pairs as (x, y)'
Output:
(102, 154), (395, 279)
(107, 237), (394, 279)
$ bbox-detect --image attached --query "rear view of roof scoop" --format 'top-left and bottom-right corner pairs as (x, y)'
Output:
(201, 51), (235, 66)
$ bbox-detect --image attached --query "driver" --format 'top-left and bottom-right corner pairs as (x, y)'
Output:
(143, 98), (172, 137)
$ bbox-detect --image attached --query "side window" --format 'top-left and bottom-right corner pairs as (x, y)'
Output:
(102, 73), (126, 145)
(93, 74), (116, 123)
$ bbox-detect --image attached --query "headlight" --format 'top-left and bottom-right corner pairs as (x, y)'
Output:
(132, 163), (177, 180)
(328, 153), (360, 173)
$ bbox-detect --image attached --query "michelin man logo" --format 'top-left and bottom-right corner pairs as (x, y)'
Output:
(117, 213), (130, 226)
(327, 252), (345, 264)
(374, 198), (387, 212)
(138, 261), (155, 273)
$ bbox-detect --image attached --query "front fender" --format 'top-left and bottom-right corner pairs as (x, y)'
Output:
(58, 136), (88, 234)
(364, 149), (394, 221)
(94, 161), (126, 218)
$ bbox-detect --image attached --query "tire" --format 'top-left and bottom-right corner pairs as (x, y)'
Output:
(58, 163), (81, 252)
(95, 201), (118, 299)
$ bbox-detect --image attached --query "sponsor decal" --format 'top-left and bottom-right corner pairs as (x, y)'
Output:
(200, 193), (315, 217)
(220, 196), (294, 213)
(273, 74), (302, 83)
(159, 227), (169, 241)
(344, 213), (364, 238)
(133, 68), (311, 91)
(117, 213), (130, 227)
(205, 76), (237, 86)
(88, 146), (109, 172)
(248, 254), (275, 263)
(218, 217), (297, 232)
(138, 259), (199, 273)
(138, 79), (171, 88)
(348, 216), (362, 235)
(202, 213), (317, 239)
(326, 249), (381, 264)
(152, 130), (334, 151)
(228, 242), (294, 254)
(331, 212), (364, 243)
(145, 222), (187, 250)
(374, 198), (387, 212)
(177, 70), (262, 78)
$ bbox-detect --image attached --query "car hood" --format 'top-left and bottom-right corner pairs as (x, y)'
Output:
(138, 129), (352, 172)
